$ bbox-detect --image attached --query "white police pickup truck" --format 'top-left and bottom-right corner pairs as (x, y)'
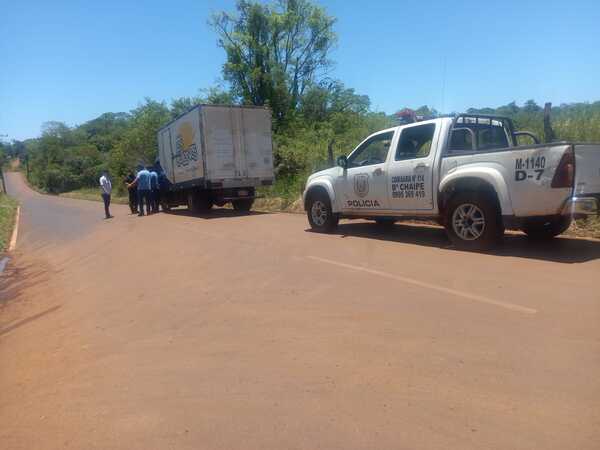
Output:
(303, 114), (600, 249)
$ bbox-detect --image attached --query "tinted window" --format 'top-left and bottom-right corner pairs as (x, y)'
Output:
(478, 126), (509, 150)
(348, 131), (394, 168)
(395, 124), (435, 161)
(450, 129), (474, 151)
(451, 117), (511, 152)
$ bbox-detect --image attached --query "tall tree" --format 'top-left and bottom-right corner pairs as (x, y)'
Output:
(211, 0), (336, 124)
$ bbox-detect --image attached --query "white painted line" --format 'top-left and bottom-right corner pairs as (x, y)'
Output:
(307, 255), (537, 315)
(9, 206), (20, 252)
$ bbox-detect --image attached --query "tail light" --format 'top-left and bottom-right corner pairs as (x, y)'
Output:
(551, 146), (575, 188)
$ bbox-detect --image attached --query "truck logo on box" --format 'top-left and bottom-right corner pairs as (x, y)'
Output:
(174, 122), (199, 167)
(354, 174), (369, 198)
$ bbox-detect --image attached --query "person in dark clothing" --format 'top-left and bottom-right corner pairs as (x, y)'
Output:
(156, 162), (170, 211)
(127, 165), (152, 216)
(148, 166), (160, 213)
(124, 171), (138, 214)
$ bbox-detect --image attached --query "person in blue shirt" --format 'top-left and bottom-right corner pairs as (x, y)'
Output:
(127, 165), (152, 216)
(148, 166), (159, 213)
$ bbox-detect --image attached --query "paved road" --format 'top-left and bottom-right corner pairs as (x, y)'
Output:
(1, 172), (599, 450)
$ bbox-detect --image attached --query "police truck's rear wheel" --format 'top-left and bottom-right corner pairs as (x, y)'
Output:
(445, 192), (502, 250)
(307, 191), (339, 233)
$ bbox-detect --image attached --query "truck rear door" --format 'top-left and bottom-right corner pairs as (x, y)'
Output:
(202, 106), (239, 180)
(241, 108), (274, 180)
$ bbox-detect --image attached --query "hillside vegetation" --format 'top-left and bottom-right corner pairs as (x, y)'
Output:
(1, 0), (599, 205)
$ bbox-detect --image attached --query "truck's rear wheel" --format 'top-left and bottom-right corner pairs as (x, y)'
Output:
(187, 192), (213, 213)
(232, 199), (254, 212)
(522, 217), (571, 240)
(306, 191), (339, 233)
(445, 192), (503, 250)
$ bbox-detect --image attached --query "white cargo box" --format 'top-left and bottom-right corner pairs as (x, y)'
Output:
(158, 105), (274, 188)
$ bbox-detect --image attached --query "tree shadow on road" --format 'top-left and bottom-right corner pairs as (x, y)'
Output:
(317, 222), (600, 264)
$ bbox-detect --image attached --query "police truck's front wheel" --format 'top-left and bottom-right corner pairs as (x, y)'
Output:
(445, 192), (503, 251)
(307, 191), (339, 233)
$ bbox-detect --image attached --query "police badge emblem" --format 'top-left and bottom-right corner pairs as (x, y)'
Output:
(354, 174), (369, 198)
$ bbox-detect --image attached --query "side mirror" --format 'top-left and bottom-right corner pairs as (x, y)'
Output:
(336, 155), (348, 169)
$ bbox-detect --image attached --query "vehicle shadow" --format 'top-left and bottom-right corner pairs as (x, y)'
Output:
(321, 222), (600, 264)
(165, 207), (270, 220)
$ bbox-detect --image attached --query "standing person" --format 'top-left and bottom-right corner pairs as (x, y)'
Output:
(128, 165), (151, 216)
(149, 166), (159, 213)
(157, 163), (170, 212)
(124, 171), (138, 214)
(99, 170), (113, 219)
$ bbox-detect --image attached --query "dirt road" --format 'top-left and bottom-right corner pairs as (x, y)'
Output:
(1, 172), (599, 450)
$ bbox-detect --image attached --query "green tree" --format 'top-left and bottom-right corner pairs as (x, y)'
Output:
(79, 112), (130, 153)
(211, 0), (337, 124)
(109, 98), (170, 191)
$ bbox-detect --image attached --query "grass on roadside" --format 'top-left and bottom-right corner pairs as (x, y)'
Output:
(59, 187), (128, 204)
(0, 194), (18, 251)
(567, 216), (600, 239)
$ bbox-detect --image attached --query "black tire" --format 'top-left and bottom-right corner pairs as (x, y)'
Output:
(306, 190), (339, 233)
(522, 217), (571, 240)
(444, 192), (503, 250)
(232, 198), (254, 212)
(374, 218), (396, 227)
(187, 192), (213, 212)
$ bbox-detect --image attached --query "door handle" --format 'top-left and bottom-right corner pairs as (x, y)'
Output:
(415, 163), (429, 169)
(374, 168), (385, 176)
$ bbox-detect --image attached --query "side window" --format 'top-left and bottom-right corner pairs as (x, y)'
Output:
(347, 132), (394, 168)
(395, 124), (436, 161)
(450, 129), (474, 152)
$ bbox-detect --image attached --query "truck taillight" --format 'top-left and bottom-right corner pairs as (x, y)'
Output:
(551, 146), (575, 188)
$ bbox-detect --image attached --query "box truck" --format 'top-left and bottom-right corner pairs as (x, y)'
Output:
(157, 104), (274, 212)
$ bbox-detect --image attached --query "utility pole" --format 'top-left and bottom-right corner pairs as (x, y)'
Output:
(327, 139), (335, 168)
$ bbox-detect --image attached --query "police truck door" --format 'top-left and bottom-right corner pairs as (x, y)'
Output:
(340, 130), (394, 212)
(387, 122), (438, 211)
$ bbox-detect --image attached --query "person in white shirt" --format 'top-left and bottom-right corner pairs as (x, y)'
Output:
(99, 171), (113, 219)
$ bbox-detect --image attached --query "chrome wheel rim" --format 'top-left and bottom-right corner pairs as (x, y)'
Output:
(452, 203), (485, 241)
(311, 200), (328, 226)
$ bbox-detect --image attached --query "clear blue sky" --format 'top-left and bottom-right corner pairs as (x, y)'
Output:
(2, 0), (599, 141)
